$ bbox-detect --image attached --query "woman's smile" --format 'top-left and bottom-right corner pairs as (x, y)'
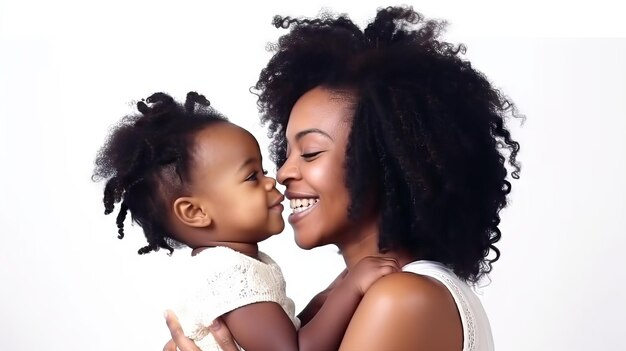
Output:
(284, 190), (320, 223)
(288, 199), (319, 221)
(289, 198), (319, 213)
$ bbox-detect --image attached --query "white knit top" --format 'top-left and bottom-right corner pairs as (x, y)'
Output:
(402, 260), (495, 351)
(173, 246), (300, 350)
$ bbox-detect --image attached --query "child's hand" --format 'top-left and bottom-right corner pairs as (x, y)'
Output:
(343, 256), (400, 295)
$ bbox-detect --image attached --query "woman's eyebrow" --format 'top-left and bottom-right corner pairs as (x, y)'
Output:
(294, 128), (334, 142)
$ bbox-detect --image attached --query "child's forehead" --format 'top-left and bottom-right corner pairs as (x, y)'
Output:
(195, 122), (256, 144)
(200, 121), (254, 139)
(192, 122), (262, 168)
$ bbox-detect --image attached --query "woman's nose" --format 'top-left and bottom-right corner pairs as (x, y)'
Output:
(277, 159), (300, 185)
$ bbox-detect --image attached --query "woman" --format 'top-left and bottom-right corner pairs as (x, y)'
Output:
(165, 6), (521, 351)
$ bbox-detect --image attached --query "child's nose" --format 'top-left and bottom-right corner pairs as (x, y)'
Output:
(264, 176), (277, 190)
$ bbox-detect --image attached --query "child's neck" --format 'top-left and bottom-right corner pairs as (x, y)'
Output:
(192, 242), (260, 259)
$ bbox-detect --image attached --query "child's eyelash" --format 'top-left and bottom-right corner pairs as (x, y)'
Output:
(246, 169), (268, 181)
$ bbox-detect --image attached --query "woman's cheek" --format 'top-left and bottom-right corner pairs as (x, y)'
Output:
(307, 161), (330, 186)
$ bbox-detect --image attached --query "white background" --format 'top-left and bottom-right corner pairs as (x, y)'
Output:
(1, 1), (625, 350)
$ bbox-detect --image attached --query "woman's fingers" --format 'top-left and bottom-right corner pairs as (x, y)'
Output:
(163, 339), (177, 351)
(208, 318), (240, 351)
(164, 311), (239, 351)
(164, 310), (201, 351)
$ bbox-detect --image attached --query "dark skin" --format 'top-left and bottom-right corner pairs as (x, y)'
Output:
(165, 260), (397, 351)
(164, 269), (350, 351)
(278, 87), (462, 351)
(165, 87), (463, 351)
(165, 123), (400, 351)
(218, 257), (397, 351)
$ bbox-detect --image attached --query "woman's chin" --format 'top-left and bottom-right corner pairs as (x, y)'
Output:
(293, 232), (322, 250)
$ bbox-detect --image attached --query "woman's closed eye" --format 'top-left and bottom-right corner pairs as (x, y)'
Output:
(301, 151), (323, 160)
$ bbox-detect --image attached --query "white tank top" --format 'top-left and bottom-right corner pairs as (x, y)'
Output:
(402, 260), (495, 351)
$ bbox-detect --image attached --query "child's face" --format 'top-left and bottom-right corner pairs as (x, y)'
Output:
(185, 122), (285, 244)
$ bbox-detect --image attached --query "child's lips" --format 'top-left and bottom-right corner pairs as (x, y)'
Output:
(270, 203), (285, 212)
(269, 195), (285, 209)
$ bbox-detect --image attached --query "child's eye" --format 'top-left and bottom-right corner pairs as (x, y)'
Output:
(245, 169), (268, 182)
(301, 151), (323, 160)
(245, 171), (259, 182)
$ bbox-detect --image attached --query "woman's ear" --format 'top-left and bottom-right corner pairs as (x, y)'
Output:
(173, 197), (212, 228)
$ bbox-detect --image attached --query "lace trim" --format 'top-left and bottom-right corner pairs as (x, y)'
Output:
(434, 272), (476, 351)
(175, 247), (299, 347)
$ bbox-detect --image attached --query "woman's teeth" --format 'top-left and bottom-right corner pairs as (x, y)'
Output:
(289, 198), (319, 213)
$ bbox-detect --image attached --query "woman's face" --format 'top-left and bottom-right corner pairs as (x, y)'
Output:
(277, 86), (354, 249)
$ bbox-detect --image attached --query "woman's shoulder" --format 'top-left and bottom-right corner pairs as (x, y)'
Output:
(364, 271), (458, 312)
(339, 272), (463, 350)
(360, 265), (462, 333)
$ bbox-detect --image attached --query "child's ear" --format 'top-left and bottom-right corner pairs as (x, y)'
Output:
(173, 197), (212, 228)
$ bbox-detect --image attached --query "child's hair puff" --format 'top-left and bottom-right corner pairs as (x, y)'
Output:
(93, 92), (227, 254)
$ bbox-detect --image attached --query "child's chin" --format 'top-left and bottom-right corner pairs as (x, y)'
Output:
(269, 222), (286, 235)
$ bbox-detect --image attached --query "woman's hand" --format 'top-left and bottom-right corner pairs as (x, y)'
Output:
(163, 310), (239, 351)
(163, 310), (200, 351)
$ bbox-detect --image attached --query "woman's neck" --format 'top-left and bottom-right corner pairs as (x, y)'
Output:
(336, 218), (416, 269)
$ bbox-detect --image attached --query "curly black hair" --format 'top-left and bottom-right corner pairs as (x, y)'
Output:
(255, 6), (522, 282)
(93, 92), (227, 254)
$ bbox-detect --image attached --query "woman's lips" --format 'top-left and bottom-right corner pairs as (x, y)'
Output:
(284, 190), (320, 224)
(287, 199), (319, 224)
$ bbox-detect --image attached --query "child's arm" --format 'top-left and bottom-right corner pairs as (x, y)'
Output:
(297, 268), (347, 326)
(295, 256), (399, 351)
(221, 257), (398, 351)
(221, 301), (298, 351)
